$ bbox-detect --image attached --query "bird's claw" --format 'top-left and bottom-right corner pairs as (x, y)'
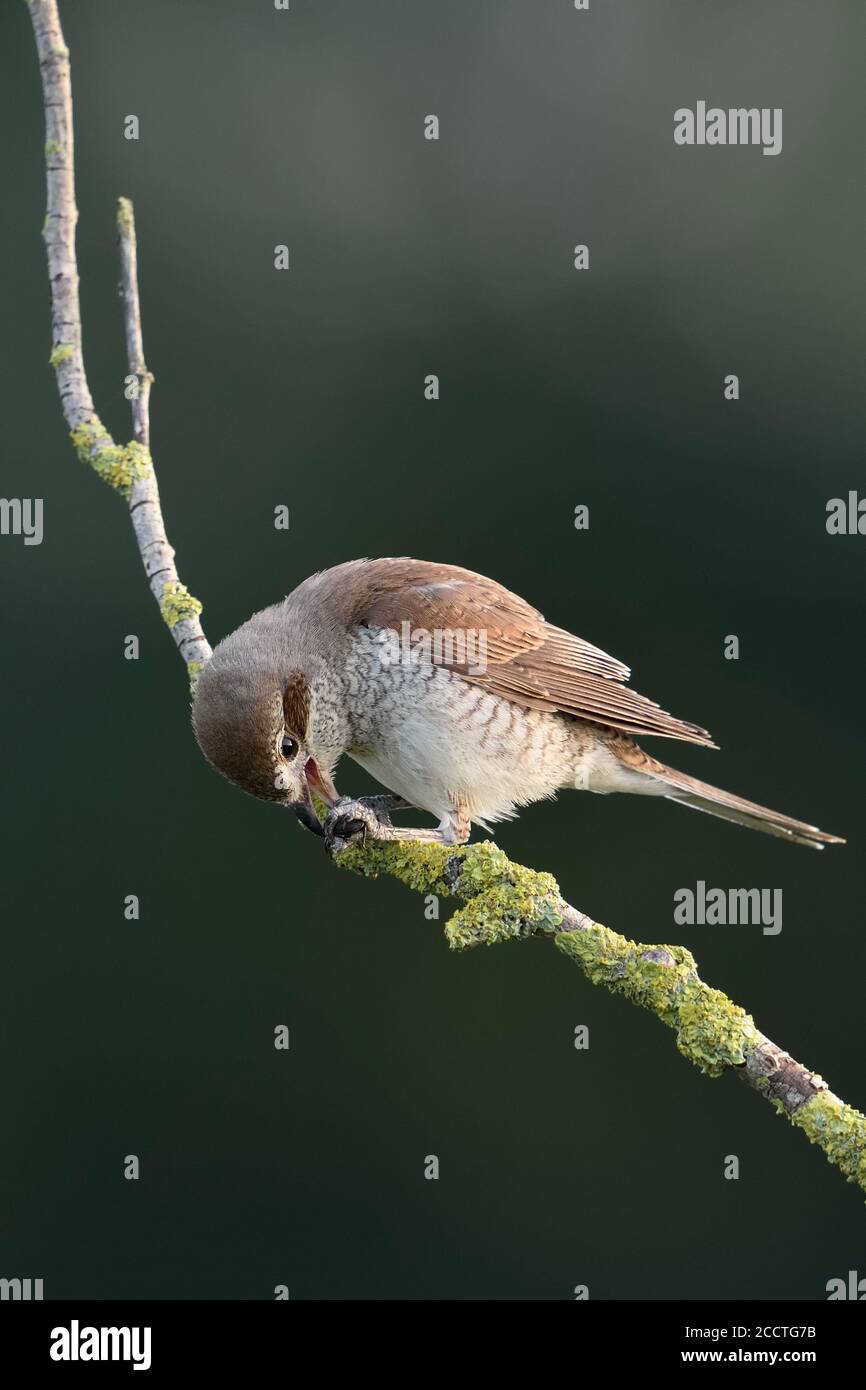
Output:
(324, 798), (389, 855)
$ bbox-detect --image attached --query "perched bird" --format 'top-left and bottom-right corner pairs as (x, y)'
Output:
(192, 557), (843, 850)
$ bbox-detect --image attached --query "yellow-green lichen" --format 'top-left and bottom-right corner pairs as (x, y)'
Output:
(159, 581), (203, 630)
(792, 1091), (866, 1192)
(335, 838), (563, 947)
(337, 839), (456, 897)
(69, 419), (152, 499)
(45, 139), (62, 155)
(117, 196), (136, 242)
(444, 842), (563, 949)
(187, 659), (205, 692)
(555, 926), (760, 1077)
(49, 343), (73, 367)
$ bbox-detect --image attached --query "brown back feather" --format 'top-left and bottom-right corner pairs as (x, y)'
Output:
(331, 558), (715, 748)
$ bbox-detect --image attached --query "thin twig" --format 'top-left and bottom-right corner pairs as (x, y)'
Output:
(117, 197), (153, 449)
(29, 0), (211, 684)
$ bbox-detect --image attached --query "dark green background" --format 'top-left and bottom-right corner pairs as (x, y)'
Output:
(2, 0), (864, 1299)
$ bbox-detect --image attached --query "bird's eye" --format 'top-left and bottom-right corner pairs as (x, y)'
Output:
(280, 734), (299, 761)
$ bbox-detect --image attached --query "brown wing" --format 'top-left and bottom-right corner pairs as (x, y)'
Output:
(338, 558), (715, 748)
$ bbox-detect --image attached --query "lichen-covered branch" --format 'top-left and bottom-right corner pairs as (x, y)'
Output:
(334, 837), (866, 1196)
(28, 0), (210, 686)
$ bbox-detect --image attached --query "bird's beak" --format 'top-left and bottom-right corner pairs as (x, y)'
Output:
(289, 782), (324, 837)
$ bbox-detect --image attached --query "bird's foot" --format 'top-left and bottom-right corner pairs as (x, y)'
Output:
(324, 798), (391, 854)
(324, 797), (463, 854)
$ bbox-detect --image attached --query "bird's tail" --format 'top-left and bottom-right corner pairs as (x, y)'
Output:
(610, 744), (844, 850)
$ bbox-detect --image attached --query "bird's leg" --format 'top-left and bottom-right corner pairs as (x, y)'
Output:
(324, 798), (470, 854)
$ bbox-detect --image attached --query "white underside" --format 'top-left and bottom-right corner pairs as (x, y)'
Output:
(342, 642), (660, 828)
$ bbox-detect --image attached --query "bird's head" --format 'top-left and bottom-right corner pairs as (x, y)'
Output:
(191, 626), (328, 835)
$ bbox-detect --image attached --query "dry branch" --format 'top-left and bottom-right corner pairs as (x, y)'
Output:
(29, 0), (210, 683)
